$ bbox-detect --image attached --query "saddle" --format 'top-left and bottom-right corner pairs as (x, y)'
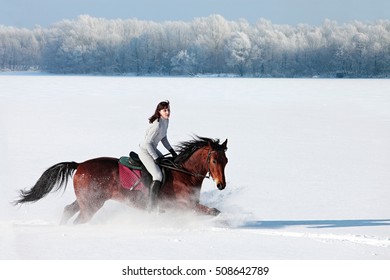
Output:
(119, 151), (143, 170)
(118, 151), (168, 191)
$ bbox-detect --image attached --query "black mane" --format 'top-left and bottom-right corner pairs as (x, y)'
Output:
(174, 136), (225, 165)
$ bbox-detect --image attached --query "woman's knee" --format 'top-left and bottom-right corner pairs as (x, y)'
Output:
(152, 171), (163, 182)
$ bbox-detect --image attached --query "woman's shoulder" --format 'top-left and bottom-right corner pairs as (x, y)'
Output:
(148, 119), (161, 130)
(149, 118), (168, 128)
(151, 118), (160, 125)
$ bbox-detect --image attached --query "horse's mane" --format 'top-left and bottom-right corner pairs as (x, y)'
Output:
(174, 136), (225, 164)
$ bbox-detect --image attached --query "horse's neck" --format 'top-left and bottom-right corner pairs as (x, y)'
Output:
(182, 148), (209, 176)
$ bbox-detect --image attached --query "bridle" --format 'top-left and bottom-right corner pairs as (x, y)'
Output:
(160, 148), (217, 179)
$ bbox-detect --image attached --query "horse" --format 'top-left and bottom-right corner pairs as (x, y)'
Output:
(14, 136), (228, 224)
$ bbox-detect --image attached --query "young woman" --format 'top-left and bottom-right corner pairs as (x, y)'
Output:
(139, 100), (177, 212)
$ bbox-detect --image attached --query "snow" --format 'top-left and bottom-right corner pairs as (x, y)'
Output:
(1, 75), (390, 264)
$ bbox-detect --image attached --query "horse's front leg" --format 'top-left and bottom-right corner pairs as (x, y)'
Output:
(170, 184), (221, 215)
(195, 203), (221, 216)
(172, 200), (220, 216)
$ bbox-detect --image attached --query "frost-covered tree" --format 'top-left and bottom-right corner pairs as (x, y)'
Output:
(0, 26), (42, 70)
(192, 14), (232, 73)
(225, 31), (251, 76)
(171, 49), (196, 75)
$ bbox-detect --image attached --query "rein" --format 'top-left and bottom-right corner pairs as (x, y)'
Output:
(160, 149), (214, 179)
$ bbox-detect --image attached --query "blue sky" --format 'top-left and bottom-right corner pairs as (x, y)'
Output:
(1, 0), (389, 28)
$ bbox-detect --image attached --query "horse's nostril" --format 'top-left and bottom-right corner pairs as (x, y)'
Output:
(217, 183), (225, 190)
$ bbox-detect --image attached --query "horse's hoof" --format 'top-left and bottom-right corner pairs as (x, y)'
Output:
(209, 208), (221, 216)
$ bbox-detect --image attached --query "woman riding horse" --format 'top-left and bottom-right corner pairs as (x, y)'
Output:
(138, 100), (177, 212)
(14, 136), (228, 223)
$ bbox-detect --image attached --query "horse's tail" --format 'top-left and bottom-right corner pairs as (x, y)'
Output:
(14, 161), (79, 205)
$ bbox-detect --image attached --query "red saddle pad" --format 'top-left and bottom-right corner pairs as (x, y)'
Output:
(118, 162), (146, 191)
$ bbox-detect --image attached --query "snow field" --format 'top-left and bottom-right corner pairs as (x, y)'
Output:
(1, 75), (389, 264)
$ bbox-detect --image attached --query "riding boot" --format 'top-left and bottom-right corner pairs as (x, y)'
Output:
(147, 180), (161, 213)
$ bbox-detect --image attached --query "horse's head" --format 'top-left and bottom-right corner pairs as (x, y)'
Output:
(207, 139), (228, 190)
(175, 136), (228, 191)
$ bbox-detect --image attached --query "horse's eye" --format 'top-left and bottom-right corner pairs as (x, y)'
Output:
(212, 159), (217, 164)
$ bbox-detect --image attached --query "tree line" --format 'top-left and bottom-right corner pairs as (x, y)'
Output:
(1, 14), (389, 77)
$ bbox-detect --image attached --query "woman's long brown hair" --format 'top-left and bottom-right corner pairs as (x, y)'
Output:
(148, 100), (170, 123)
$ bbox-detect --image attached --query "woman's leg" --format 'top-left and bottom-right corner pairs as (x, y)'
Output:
(138, 149), (163, 211)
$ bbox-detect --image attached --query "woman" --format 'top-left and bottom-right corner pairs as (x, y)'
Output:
(139, 100), (177, 212)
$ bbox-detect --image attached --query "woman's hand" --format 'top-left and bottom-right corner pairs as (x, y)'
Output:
(169, 148), (177, 158)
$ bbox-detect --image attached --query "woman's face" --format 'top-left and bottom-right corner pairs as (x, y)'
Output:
(159, 106), (170, 119)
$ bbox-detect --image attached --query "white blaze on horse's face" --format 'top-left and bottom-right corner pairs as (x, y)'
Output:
(209, 139), (228, 190)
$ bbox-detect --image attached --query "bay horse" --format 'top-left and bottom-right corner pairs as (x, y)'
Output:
(14, 136), (228, 224)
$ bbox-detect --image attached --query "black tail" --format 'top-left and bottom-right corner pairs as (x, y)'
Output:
(14, 161), (79, 205)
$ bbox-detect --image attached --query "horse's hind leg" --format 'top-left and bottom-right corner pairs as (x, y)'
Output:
(73, 197), (106, 224)
(60, 200), (80, 225)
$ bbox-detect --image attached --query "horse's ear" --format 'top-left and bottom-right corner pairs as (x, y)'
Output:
(221, 139), (228, 150)
(207, 139), (213, 149)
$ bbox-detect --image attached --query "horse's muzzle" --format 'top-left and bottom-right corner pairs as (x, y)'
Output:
(217, 183), (226, 190)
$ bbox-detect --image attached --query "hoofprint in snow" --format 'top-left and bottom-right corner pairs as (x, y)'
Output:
(1, 74), (390, 260)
